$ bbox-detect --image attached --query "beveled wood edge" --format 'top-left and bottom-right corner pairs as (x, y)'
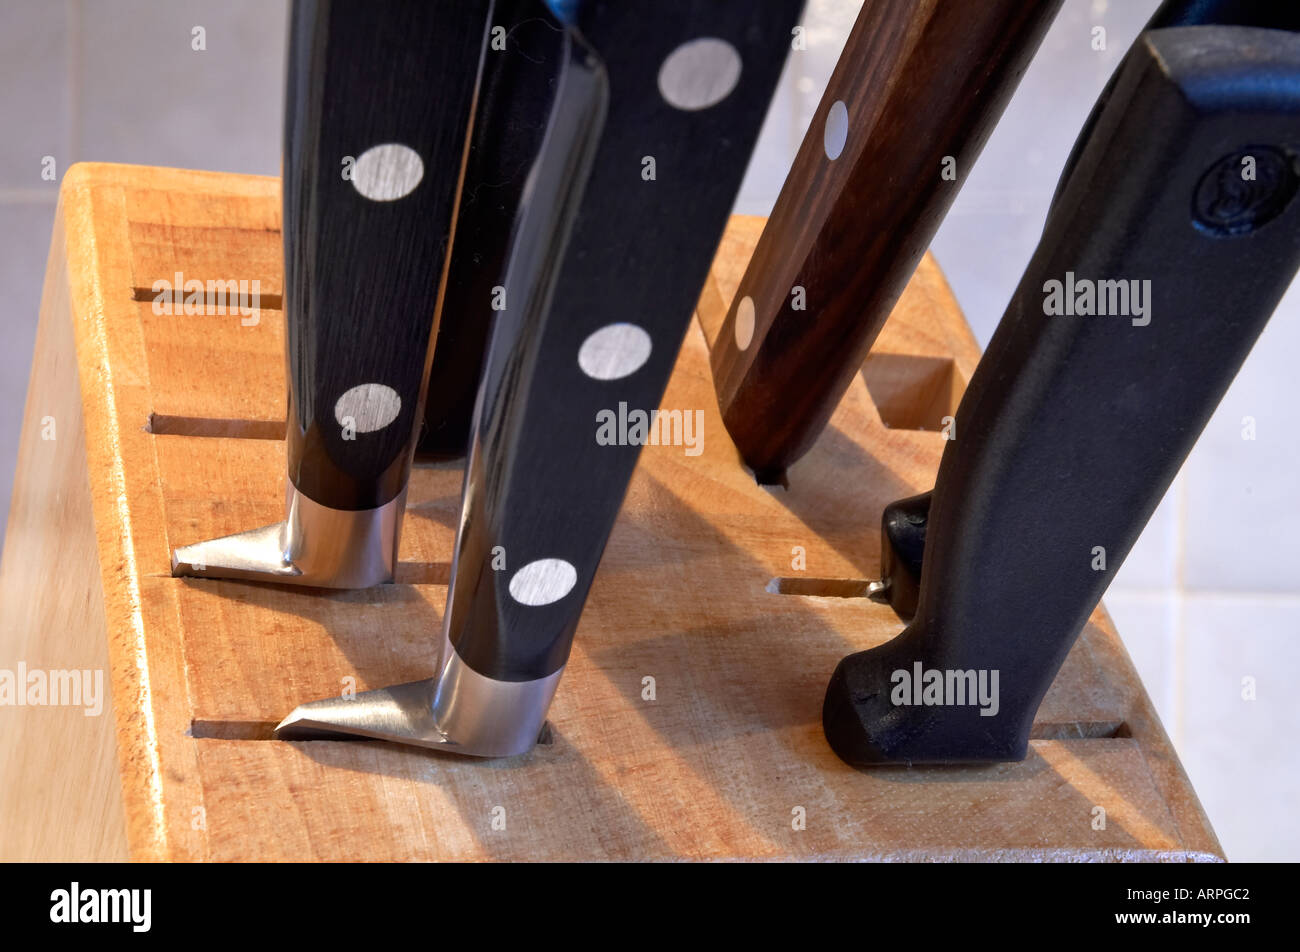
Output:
(61, 164), (211, 860)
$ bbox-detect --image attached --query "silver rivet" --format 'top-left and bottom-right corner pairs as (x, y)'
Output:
(734, 295), (755, 351)
(824, 101), (848, 161)
(577, 323), (653, 380)
(508, 559), (578, 606)
(334, 383), (402, 432)
(351, 143), (424, 201)
(657, 38), (742, 111)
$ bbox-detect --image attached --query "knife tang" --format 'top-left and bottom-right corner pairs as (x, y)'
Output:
(283, 0), (490, 509)
(824, 22), (1300, 765)
(712, 0), (1062, 483)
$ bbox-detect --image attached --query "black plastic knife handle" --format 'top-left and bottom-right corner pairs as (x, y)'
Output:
(282, 0), (490, 510)
(825, 23), (1300, 765)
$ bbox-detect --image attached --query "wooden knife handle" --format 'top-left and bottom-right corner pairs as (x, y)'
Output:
(711, 0), (1061, 483)
(282, 0), (489, 510)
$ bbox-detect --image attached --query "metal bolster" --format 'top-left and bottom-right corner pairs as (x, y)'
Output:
(171, 482), (405, 589)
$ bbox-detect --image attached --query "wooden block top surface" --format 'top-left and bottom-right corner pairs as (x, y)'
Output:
(46, 163), (1221, 861)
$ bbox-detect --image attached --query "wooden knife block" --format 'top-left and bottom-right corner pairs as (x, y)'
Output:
(0, 164), (1222, 861)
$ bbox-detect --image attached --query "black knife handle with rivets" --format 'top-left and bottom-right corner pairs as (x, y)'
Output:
(283, 0), (491, 510)
(444, 0), (804, 682)
(824, 22), (1300, 765)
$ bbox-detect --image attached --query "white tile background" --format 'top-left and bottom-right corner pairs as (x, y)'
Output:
(1, 0), (1295, 860)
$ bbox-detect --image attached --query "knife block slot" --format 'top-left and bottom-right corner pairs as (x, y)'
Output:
(190, 718), (557, 745)
(130, 285), (284, 311)
(861, 353), (964, 432)
(190, 720), (281, 740)
(146, 413), (285, 441)
(766, 576), (877, 598)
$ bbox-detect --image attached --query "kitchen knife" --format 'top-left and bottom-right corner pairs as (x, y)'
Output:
(275, 0), (805, 755)
(863, 0), (1300, 627)
(824, 17), (1300, 765)
(417, 0), (565, 459)
(171, 0), (492, 587)
(712, 0), (1062, 485)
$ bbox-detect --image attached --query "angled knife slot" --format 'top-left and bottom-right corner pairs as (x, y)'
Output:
(189, 720), (281, 740)
(392, 562), (452, 586)
(131, 285), (283, 311)
(1029, 721), (1129, 741)
(146, 413), (286, 440)
(861, 353), (965, 433)
(766, 577), (885, 600)
(192, 719), (555, 745)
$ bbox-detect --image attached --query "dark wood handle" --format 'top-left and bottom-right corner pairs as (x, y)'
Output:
(711, 0), (1062, 483)
(282, 0), (490, 510)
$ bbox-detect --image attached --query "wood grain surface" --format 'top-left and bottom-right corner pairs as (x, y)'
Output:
(0, 164), (1222, 861)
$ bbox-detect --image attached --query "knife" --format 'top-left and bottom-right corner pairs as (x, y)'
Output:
(823, 12), (1300, 765)
(711, 0), (1062, 484)
(857, 0), (1300, 627)
(170, 0), (491, 587)
(275, 0), (805, 755)
(417, 0), (565, 459)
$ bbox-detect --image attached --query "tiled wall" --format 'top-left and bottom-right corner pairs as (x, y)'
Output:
(0, 0), (287, 546)
(1, 0), (1295, 860)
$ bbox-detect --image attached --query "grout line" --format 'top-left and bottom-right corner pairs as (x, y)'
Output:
(67, 0), (82, 165)
(1173, 474), (1189, 749)
(1159, 590), (1179, 728)
(1107, 586), (1300, 602)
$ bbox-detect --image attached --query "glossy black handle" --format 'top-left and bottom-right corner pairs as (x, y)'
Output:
(825, 23), (1300, 764)
(443, 0), (804, 682)
(283, 0), (490, 510)
(418, 0), (566, 459)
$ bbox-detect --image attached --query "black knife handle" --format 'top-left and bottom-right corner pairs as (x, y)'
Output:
(283, 0), (490, 510)
(417, 0), (565, 459)
(444, 0), (803, 682)
(1148, 0), (1300, 30)
(825, 24), (1300, 765)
